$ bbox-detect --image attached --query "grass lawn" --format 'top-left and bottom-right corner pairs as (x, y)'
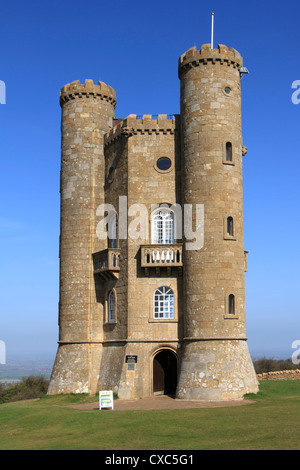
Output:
(0, 381), (299, 450)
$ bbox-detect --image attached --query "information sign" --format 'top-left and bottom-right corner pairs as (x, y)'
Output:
(99, 390), (114, 410)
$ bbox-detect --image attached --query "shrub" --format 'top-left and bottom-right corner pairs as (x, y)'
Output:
(253, 358), (299, 374)
(0, 376), (49, 404)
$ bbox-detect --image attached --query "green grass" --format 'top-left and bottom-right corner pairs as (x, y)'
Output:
(0, 381), (299, 450)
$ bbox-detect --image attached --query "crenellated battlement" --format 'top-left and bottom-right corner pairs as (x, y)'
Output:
(60, 79), (117, 108)
(104, 114), (178, 147)
(178, 43), (243, 78)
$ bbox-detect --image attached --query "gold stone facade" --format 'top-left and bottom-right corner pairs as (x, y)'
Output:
(48, 44), (259, 400)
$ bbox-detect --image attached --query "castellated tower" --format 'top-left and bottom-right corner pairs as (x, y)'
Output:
(177, 44), (258, 399)
(48, 80), (116, 394)
(48, 43), (258, 400)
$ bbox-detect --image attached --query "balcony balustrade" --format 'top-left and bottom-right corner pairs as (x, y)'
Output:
(141, 244), (183, 276)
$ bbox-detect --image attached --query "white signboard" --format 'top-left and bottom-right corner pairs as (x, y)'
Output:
(99, 390), (114, 410)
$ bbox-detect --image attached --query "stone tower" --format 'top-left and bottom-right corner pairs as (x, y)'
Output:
(48, 44), (258, 400)
(176, 44), (258, 400)
(48, 80), (116, 394)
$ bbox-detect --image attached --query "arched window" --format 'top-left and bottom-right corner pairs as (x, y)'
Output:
(226, 142), (232, 162)
(227, 216), (234, 237)
(228, 294), (235, 315)
(152, 209), (175, 244)
(154, 286), (175, 319)
(108, 291), (116, 323)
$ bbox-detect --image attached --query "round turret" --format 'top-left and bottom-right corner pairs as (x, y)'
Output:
(176, 44), (258, 400)
(179, 44), (245, 341)
(48, 79), (116, 395)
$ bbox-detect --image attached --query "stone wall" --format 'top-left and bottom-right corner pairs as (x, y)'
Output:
(101, 114), (183, 398)
(257, 370), (300, 381)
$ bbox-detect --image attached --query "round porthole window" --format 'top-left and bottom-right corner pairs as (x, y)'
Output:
(224, 86), (232, 95)
(156, 157), (172, 171)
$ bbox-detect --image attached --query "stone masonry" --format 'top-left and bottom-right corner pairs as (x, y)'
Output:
(48, 44), (259, 400)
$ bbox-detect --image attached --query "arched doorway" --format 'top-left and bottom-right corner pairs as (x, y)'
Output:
(153, 350), (177, 397)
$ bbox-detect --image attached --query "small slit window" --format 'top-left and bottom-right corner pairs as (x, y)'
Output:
(226, 142), (232, 162)
(108, 291), (116, 323)
(228, 294), (235, 315)
(108, 215), (118, 249)
(227, 216), (234, 237)
(108, 166), (115, 183)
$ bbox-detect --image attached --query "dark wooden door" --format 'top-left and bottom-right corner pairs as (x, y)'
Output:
(153, 354), (165, 395)
(153, 350), (177, 396)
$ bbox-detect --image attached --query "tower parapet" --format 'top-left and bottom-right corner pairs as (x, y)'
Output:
(60, 79), (116, 108)
(104, 114), (177, 148)
(178, 44), (243, 78)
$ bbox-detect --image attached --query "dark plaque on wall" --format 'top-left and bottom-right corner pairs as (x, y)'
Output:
(125, 355), (138, 364)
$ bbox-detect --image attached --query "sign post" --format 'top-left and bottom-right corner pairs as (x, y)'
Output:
(99, 390), (114, 410)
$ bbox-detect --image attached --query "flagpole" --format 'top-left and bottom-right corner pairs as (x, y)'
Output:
(211, 12), (214, 49)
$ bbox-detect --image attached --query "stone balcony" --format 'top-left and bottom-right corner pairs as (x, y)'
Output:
(93, 248), (120, 280)
(140, 244), (183, 276)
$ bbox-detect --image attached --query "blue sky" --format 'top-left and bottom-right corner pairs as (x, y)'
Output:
(0, 0), (299, 362)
